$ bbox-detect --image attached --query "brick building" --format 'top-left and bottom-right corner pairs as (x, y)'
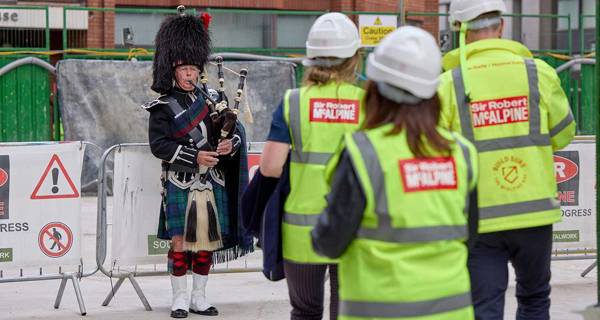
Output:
(85, 0), (439, 50)
(0, 1), (439, 51)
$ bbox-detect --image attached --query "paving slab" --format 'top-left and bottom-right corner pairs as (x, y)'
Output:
(0, 197), (597, 319)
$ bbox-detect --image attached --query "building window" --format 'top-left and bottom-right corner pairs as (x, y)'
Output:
(114, 12), (167, 48)
(210, 12), (270, 49)
(276, 15), (317, 48)
(582, 0), (595, 29)
(557, 0), (579, 31)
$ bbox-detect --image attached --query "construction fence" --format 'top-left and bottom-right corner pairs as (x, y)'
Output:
(0, 7), (595, 138)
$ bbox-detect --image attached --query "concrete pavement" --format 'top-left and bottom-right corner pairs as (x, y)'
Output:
(0, 197), (598, 319)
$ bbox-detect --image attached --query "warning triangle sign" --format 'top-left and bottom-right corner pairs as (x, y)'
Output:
(30, 154), (80, 200)
(374, 17), (383, 25)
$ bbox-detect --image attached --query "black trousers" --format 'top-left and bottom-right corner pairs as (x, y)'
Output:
(284, 260), (338, 320)
(468, 225), (553, 320)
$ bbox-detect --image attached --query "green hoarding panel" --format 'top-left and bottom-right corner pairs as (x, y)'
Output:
(0, 57), (51, 142)
(539, 56), (584, 134)
(580, 63), (597, 135)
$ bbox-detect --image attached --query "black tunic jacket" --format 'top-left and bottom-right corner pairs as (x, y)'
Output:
(146, 87), (217, 170)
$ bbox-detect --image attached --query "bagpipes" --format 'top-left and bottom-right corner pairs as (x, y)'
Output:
(183, 59), (248, 252)
(188, 57), (248, 147)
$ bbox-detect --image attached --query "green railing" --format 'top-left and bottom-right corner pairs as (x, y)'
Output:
(0, 6), (53, 142)
(59, 8), (396, 58)
(60, 7), (578, 61)
(62, 7), (182, 60)
(0, 6), (590, 137)
(406, 12), (573, 55)
(580, 14), (596, 55)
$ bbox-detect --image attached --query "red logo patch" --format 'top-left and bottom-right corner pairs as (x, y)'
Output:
(399, 157), (458, 192)
(0, 168), (7, 187)
(470, 96), (529, 128)
(554, 155), (578, 184)
(309, 98), (359, 124)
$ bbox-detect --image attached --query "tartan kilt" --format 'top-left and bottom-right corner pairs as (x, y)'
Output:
(163, 181), (189, 238)
(157, 180), (231, 240)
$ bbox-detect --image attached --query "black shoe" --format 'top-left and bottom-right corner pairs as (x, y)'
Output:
(171, 309), (188, 318)
(189, 306), (219, 316)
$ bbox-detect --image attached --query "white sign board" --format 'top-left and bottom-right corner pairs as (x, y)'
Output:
(358, 14), (397, 47)
(111, 145), (164, 266)
(552, 138), (596, 251)
(0, 7), (88, 30)
(111, 144), (263, 267)
(0, 142), (84, 267)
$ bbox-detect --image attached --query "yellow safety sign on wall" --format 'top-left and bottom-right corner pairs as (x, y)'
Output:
(359, 14), (398, 47)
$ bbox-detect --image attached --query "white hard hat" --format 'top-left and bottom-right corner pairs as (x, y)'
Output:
(366, 26), (441, 100)
(449, 0), (506, 24)
(305, 12), (360, 59)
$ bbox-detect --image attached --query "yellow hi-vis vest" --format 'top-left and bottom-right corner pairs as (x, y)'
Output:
(452, 59), (573, 233)
(282, 82), (366, 263)
(338, 125), (477, 320)
(439, 40), (575, 233)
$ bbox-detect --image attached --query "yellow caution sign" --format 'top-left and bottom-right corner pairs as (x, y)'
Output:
(360, 26), (397, 46)
(358, 15), (398, 47)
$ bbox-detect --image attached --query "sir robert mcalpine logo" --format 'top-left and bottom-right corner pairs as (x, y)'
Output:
(309, 98), (360, 124)
(470, 96), (529, 127)
(399, 157), (458, 192)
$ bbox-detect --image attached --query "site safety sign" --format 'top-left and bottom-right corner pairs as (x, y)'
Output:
(358, 15), (397, 47)
(0, 142), (84, 267)
(38, 222), (73, 258)
(30, 154), (80, 200)
(552, 138), (596, 252)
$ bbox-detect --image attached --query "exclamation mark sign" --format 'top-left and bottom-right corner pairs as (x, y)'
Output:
(51, 168), (59, 194)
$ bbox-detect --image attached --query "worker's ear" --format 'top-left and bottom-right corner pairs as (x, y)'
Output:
(496, 18), (505, 38)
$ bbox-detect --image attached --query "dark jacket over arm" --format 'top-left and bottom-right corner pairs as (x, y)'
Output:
(467, 188), (479, 249)
(311, 150), (366, 259)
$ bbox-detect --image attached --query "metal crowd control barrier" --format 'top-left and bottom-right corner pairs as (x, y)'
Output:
(0, 141), (102, 316)
(554, 59), (599, 276)
(97, 143), (261, 311)
(550, 136), (598, 277)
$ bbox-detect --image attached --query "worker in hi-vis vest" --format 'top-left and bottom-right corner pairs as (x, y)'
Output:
(258, 12), (365, 320)
(438, 1), (576, 319)
(312, 26), (479, 320)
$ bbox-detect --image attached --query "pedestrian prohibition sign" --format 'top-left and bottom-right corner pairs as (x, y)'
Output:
(38, 222), (73, 258)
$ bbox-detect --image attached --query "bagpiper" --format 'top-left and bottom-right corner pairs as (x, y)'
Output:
(142, 7), (253, 318)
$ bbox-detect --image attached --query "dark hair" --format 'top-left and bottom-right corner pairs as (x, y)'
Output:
(363, 81), (451, 158)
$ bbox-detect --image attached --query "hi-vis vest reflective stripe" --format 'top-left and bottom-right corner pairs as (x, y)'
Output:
(283, 88), (328, 228)
(353, 131), (474, 242)
(339, 129), (475, 320)
(452, 58), (562, 232)
(282, 83), (365, 263)
(287, 89), (332, 166)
